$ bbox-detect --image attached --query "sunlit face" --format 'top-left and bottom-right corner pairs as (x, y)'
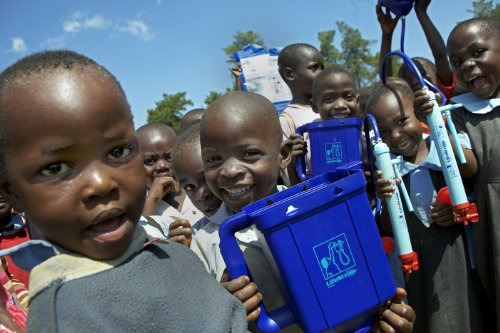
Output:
(139, 131), (176, 187)
(292, 48), (325, 96)
(174, 142), (221, 217)
(313, 72), (359, 120)
(371, 91), (423, 158)
(447, 23), (500, 99)
(201, 112), (288, 213)
(0, 68), (147, 260)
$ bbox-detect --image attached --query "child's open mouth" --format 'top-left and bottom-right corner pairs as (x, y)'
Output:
(85, 209), (130, 242)
(222, 185), (254, 200)
(469, 76), (488, 92)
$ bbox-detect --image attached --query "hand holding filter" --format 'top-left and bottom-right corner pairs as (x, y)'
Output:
(365, 114), (418, 273)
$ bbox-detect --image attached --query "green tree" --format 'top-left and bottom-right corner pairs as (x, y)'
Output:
(318, 21), (379, 87)
(223, 30), (265, 63)
(146, 92), (193, 132)
(204, 91), (224, 106)
(469, 0), (500, 18)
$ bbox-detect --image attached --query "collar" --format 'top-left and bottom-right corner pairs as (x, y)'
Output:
(395, 139), (441, 177)
(451, 92), (500, 114)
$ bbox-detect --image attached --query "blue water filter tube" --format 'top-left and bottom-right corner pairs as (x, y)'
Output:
(380, 51), (478, 225)
(365, 115), (418, 273)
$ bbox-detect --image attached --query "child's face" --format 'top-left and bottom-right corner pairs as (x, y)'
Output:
(313, 72), (359, 120)
(201, 114), (288, 213)
(448, 23), (500, 99)
(292, 48), (324, 96)
(399, 62), (437, 93)
(372, 92), (423, 158)
(140, 133), (176, 188)
(174, 143), (222, 217)
(0, 69), (146, 260)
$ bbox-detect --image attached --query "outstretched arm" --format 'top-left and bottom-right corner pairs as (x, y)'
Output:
(415, 0), (453, 86)
(377, 4), (399, 78)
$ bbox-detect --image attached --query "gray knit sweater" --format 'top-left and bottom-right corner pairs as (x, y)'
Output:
(27, 241), (248, 332)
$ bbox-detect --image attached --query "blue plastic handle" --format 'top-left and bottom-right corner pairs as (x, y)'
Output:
(219, 213), (295, 332)
(294, 124), (308, 181)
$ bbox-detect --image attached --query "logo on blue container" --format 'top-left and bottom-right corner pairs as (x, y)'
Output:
(325, 142), (343, 164)
(313, 233), (357, 288)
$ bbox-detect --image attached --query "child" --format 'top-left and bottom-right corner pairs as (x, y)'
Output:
(311, 66), (359, 120)
(278, 43), (324, 185)
(194, 91), (415, 332)
(168, 122), (221, 245)
(180, 108), (205, 131)
(368, 81), (484, 332)
(0, 50), (247, 332)
(136, 122), (204, 231)
(416, 16), (500, 330)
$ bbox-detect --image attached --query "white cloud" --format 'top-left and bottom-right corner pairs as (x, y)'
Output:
(117, 19), (154, 41)
(84, 14), (111, 29)
(10, 37), (27, 53)
(40, 35), (66, 49)
(63, 12), (82, 33)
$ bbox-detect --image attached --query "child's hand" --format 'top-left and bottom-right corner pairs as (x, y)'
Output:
(414, 0), (431, 13)
(375, 170), (400, 200)
(221, 275), (262, 322)
(430, 201), (455, 227)
(231, 62), (242, 78)
(376, 4), (400, 35)
(372, 288), (415, 333)
(413, 90), (442, 123)
(167, 219), (192, 247)
(288, 134), (307, 157)
(148, 176), (180, 202)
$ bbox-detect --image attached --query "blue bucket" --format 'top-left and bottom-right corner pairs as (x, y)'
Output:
(219, 162), (396, 333)
(295, 118), (363, 181)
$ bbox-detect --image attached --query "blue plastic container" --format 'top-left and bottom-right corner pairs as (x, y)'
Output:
(378, 0), (415, 16)
(295, 118), (363, 181)
(219, 162), (396, 333)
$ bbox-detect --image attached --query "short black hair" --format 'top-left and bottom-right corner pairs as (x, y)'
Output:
(0, 50), (129, 176)
(172, 122), (201, 168)
(366, 81), (415, 116)
(278, 43), (319, 73)
(450, 17), (500, 43)
(398, 57), (436, 81)
(312, 65), (358, 99)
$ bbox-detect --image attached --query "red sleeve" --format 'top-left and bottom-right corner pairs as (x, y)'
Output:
(436, 73), (456, 103)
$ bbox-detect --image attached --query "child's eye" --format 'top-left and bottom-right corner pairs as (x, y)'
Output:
(204, 156), (220, 165)
(108, 146), (132, 161)
(144, 157), (154, 166)
(184, 184), (196, 192)
(243, 150), (262, 159)
(165, 154), (172, 163)
(398, 117), (409, 126)
(472, 49), (485, 57)
(345, 94), (356, 101)
(40, 162), (71, 177)
(451, 59), (462, 68)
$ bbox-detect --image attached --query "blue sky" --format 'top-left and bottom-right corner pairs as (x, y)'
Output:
(0, 0), (481, 128)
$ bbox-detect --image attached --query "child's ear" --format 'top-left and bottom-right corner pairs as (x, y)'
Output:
(283, 67), (295, 81)
(279, 139), (293, 170)
(0, 180), (22, 212)
(311, 98), (319, 114)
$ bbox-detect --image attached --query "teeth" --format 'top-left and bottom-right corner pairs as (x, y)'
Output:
(224, 186), (251, 197)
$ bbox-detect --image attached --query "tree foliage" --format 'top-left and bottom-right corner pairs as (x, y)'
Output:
(146, 92), (193, 132)
(469, 0), (500, 18)
(318, 21), (379, 87)
(204, 91), (224, 106)
(223, 30), (265, 63)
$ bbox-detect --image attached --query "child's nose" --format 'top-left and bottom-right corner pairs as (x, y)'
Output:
(153, 159), (172, 175)
(220, 159), (244, 179)
(333, 99), (347, 110)
(196, 186), (210, 203)
(462, 58), (476, 72)
(81, 163), (119, 202)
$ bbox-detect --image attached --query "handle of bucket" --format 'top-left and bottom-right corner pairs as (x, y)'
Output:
(364, 114), (382, 222)
(294, 124), (308, 181)
(219, 213), (295, 332)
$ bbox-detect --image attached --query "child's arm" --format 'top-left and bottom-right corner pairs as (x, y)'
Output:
(374, 170), (399, 235)
(376, 4), (399, 78)
(287, 134), (308, 186)
(221, 275), (262, 322)
(413, 91), (478, 179)
(143, 176), (180, 216)
(414, 0), (453, 87)
(372, 288), (415, 332)
(232, 62), (243, 92)
(429, 201), (455, 227)
(167, 219), (192, 247)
